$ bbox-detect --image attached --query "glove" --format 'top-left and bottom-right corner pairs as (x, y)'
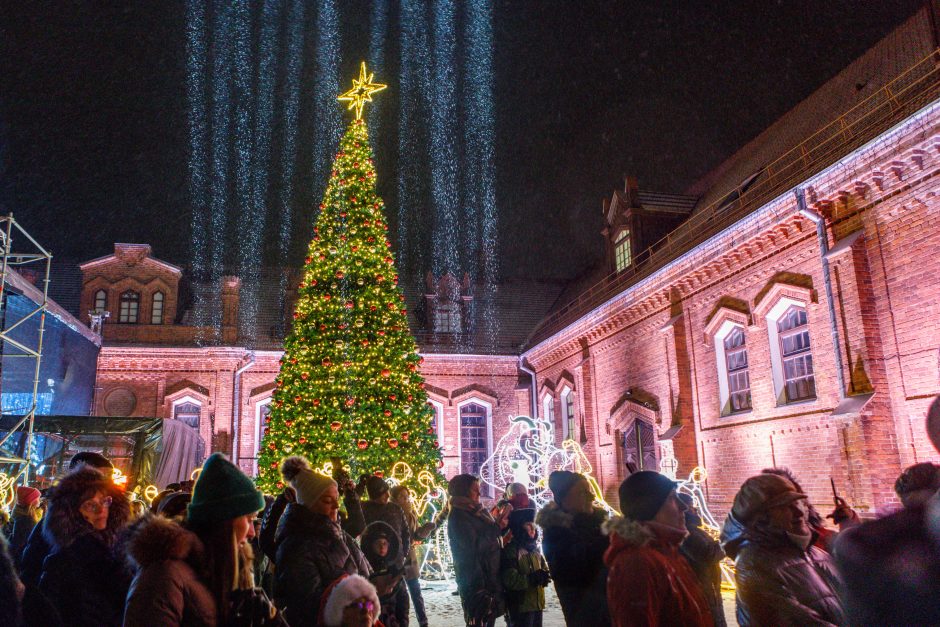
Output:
(229, 588), (288, 627)
(527, 570), (551, 587)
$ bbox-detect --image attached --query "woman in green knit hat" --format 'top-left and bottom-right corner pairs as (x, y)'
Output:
(125, 453), (284, 626)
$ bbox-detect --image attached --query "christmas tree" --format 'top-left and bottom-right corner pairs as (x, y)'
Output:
(257, 63), (441, 492)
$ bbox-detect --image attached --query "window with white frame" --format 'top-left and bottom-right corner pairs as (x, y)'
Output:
(777, 306), (815, 402)
(118, 290), (139, 323)
(151, 291), (165, 324)
(561, 387), (575, 441)
(173, 399), (201, 429)
(427, 400), (444, 441)
(614, 230), (632, 271)
(715, 323), (752, 413)
(542, 394), (555, 425)
(94, 289), (107, 312)
(459, 401), (490, 489)
(766, 299), (816, 404)
(254, 400), (272, 469)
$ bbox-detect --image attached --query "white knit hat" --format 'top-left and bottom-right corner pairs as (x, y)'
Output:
(322, 574), (381, 627)
(281, 456), (337, 507)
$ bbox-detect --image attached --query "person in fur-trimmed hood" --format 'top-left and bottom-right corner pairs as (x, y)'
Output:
(38, 465), (132, 627)
(604, 471), (714, 627)
(535, 471), (611, 627)
(321, 574), (384, 627)
(361, 521), (408, 627)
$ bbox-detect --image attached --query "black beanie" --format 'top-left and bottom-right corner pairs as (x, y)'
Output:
(548, 470), (582, 505)
(618, 471), (676, 521)
(366, 475), (390, 499)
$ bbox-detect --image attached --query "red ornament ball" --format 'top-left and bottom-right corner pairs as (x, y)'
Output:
(383, 410), (392, 417)
(277, 481), (284, 489)
(381, 369), (391, 377)
(401, 432), (409, 441)
(357, 439), (369, 450)
(313, 399), (321, 406)
(330, 421), (342, 431)
(345, 301), (355, 309)
(345, 397), (356, 407)
(373, 470), (384, 478)
(299, 437), (306, 444)
(388, 439), (399, 449)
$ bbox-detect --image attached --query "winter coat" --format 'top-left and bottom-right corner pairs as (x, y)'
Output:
(273, 503), (371, 627)
(604, 516), (713, 627)
(680, 521), (727, 627)
(500, 538), (549, 616)
(38, 469), (132, 627)
(720, 514), (844, 626)
(535, 502), (611, 627)
(362, 521), (409, 627)
(834, 502), (940, 625)
(448, 503), (506, 624)
(124, 516), (217, 627)
(259, 489), (365, 564)
(19, 518), (51, 588)
(362, 500), (411, 566)
(4, 507), (37, 563)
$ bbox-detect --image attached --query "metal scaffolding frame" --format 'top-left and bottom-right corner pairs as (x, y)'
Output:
(0, 214), (51, 482)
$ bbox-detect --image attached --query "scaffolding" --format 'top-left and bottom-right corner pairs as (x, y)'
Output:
(0, 214), (51, 483)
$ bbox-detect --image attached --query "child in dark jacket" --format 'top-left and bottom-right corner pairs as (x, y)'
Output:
(361, 521), (410, 627)
(501, 509), (551, 627)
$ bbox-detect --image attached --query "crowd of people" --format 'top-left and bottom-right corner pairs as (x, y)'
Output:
(2, 397), (940, 626)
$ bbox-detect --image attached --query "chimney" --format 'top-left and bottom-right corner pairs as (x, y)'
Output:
(221, 276), (241, 343)
(624, 175), (640, 207)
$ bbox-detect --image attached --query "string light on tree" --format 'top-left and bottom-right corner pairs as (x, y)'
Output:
(257, 63), (441, 493)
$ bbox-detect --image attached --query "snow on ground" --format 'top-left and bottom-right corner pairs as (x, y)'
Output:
(420, 580), (738, 626)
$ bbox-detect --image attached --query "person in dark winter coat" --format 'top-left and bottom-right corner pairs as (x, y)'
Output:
(390, 485), (436, 627)
(720, 473), (844, 626)
(273, 456), (372, 627)
(500, 508), (550, 627)
(38, 465), (132, 627)
(678, 493), (726, 627)
(124, 453), (279, 627)
(361, 521), (409, 627)
(447, 474), (506, 627)
(3, 486), (42, 563)
(535, 470), (610, 627)
(362, 476), (411, 567)
(832, 397), (940, 625)
(605, 472), (714, 627)
(18, 452), (114, 588)
(1, 534), (25, 627)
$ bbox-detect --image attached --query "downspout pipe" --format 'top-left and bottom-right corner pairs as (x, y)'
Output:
(796, 189), (846, 399)
(518, 357), (539, 419)
(232, 352), (256, 466)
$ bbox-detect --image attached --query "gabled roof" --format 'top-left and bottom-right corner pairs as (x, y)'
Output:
(79, 243), (183, 276)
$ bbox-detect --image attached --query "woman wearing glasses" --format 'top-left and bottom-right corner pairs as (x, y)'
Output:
(38, 464), (132, 627)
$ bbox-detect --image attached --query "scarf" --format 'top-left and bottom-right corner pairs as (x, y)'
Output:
(449, 496), (496, 523)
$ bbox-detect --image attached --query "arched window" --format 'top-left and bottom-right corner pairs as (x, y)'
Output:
(151, 291), (165, 324)
(254, 400), (272, 474)
(118, 290), (139, 323)
(541, 394), (555, 442)
(427, 400), (444, 441)
(459, 401), (490, 483)
(560, 387), (576, 441)
(776, 306), (815, 402)
(94, 289), (107, 312)
(173, 400), (201, 429)
(715, 321), (751, 415)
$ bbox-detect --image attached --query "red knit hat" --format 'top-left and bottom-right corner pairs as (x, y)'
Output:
(16, 486), (41, 507)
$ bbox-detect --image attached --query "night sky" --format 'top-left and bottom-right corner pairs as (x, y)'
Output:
(0, 1), (923, 281)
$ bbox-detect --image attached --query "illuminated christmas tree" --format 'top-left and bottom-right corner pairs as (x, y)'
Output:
(257, 63), (441, 492)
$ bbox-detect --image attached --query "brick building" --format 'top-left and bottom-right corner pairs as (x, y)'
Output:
(73, 8), (940, 514)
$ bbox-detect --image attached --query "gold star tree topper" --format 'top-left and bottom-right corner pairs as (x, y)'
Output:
(338, 62), (387, 120)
